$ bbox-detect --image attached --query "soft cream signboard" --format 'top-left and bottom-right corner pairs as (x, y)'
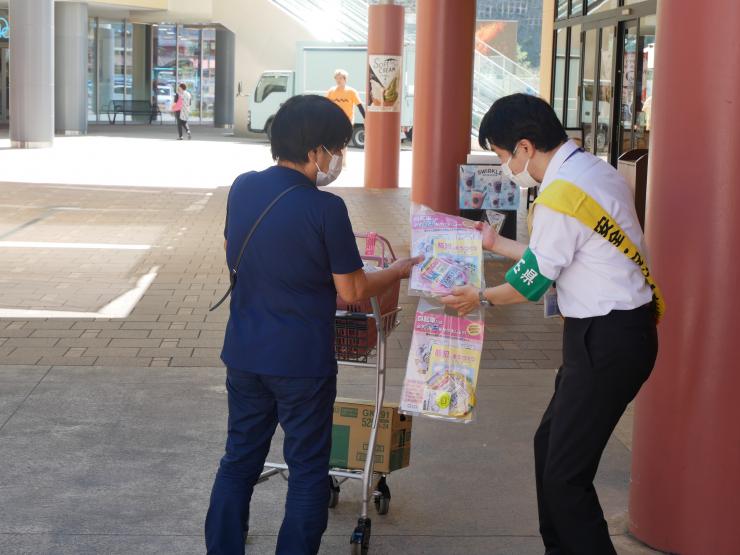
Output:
(367, 54), (401, 113)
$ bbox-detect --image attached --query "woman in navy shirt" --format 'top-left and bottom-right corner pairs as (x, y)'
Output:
(205, 95), (419, 555)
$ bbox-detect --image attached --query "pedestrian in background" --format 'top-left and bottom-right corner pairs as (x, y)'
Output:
(172, 83), (192, 140)
(326, 69), (365, 166)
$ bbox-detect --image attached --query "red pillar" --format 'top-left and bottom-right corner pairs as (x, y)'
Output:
(410, 0), (476, 214)
(629, 2), (740, 554)
(364, 2), (404, 189)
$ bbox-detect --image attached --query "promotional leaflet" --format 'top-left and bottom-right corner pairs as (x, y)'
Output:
(400, 299), (484, 423)
(409, 206), (484, 297)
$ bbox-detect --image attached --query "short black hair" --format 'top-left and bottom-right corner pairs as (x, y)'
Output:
(478, 93), (567, 152)
(270, 95), (353, 163)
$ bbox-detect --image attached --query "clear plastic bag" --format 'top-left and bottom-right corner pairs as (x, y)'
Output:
(408, 204), (485, 297)
(400, 298), (484, 423)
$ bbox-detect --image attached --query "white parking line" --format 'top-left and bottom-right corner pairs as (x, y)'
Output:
(0, 266), (159, 319)
(0, 241), (152, 250)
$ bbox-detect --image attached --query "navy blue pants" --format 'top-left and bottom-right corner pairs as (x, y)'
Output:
(205, 368), (337, 555)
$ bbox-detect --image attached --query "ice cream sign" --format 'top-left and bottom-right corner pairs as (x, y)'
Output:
(367, 54), (401, 112)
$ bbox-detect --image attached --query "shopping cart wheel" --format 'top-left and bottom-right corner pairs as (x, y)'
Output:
(373, 477), (391, 515)
(329, 475), (340, 509)
(350, 517), (371, 554)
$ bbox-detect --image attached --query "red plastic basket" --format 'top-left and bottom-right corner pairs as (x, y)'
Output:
(335, 233), (400, 362)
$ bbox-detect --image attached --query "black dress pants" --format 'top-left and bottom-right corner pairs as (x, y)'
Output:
(534, 303), (658, 555)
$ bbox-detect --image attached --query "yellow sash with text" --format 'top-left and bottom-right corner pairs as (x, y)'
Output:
(531, 179), (665, 323)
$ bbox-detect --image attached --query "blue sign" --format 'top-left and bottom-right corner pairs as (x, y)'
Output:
(0, 17), (8, 40)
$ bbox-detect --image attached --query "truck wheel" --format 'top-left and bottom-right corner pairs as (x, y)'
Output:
(265, 118), (274, 141)
(351, 126), (365, 149)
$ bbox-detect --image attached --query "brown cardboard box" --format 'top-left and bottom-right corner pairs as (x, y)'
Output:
(330, 398), (412, 473)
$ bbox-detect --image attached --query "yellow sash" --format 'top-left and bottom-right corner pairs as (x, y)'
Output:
(531, 179), (665, 322)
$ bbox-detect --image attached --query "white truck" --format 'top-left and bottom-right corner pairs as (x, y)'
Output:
(248, 42), (415, 148)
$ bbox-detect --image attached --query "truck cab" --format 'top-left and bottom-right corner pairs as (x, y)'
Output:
(248, 71), (294, 138)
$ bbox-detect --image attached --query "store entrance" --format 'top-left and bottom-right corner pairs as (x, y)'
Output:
(0, 46), (8, 123)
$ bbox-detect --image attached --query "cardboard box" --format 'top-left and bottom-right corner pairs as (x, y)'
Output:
(330, 398), (412, 474)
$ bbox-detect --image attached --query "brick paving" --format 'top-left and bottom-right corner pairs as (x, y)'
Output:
(0, 182), (564, 374)
(0, 151), (657, 553)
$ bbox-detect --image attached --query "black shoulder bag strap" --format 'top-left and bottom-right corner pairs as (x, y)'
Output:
(210, 184), (301, 311)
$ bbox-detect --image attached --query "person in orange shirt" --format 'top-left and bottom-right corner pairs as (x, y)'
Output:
(327, 69), (365, 166)
(327, 69), (365, 123)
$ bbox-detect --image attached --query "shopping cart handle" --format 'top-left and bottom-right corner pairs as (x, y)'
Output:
(336, 310), (371, 320)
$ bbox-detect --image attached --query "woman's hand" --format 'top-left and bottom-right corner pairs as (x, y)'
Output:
(440, 284), (482, 316)
(389, 255), (424, 280)
(475, 221), (499, 252)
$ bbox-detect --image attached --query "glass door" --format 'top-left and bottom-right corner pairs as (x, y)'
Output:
(595, 25), (616, 161)
(617, 20), (638, 156)
(634, 15), (656, 150)
(581, 23), (617, 161)
(581, 29), (597, 152)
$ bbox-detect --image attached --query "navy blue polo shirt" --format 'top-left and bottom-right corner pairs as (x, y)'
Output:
(221, 166), (363, 377)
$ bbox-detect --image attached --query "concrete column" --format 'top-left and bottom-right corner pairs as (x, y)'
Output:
(214, 28), (235, 128)
(55, 2), (87, 135)
(364, 1), (404, 189)
(9, 0), (54, 148)
(629, 2), (740, 554)
(410, 0), (476, 213)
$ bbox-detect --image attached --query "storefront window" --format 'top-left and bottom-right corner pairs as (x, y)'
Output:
(587, 0), (617, 13)
(553, 28), (567, 122)
(84, 20), (217, 125)
(96, 20), (125, 116)
(154, 24), (177, 121)
(178, 26), (201, 120)
(557, 0), (568, 20)
(88, 18), (97, 121)
(201, 28), (216, 121)
(566, 25), (581, 128)
(123, 22), (134, 121)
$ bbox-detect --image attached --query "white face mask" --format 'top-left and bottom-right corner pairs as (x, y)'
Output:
(501, 145), (539, 189)
(315, 146), (343, 187)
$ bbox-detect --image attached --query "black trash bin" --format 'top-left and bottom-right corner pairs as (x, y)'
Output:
(618, 149), (649, 229)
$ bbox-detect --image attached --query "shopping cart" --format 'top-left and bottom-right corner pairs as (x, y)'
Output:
(257, 232), (403, 555)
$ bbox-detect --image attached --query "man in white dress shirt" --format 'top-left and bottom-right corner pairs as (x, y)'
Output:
(441, 94), (660, 555)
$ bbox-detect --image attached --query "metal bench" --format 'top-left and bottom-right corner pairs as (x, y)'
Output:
(106, 100), (162, 125)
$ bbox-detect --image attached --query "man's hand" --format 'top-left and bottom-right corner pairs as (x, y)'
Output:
(475, 221), (499, 252)
(389, 255), (424, 279)
(440, 284), (481, 316)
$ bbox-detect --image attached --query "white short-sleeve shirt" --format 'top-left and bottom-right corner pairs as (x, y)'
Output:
(528, 140), (653, 318)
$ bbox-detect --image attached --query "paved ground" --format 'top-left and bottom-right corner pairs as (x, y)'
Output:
(0, 126), (662, 554)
